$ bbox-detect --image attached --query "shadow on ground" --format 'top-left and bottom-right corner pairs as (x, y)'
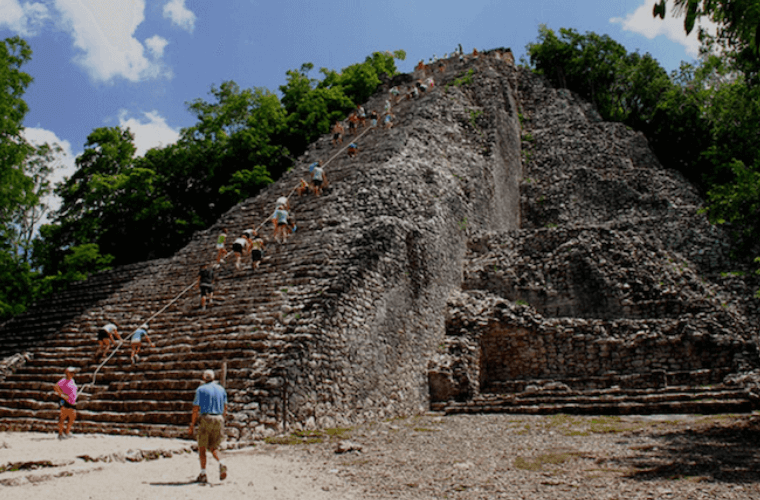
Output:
(615, 415), (760, 483)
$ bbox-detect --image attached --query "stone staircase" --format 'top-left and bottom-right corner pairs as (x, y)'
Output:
(0, 56), (481, 437)
(433, 384), (756, 415)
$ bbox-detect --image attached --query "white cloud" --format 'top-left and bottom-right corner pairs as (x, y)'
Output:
(0, 0), (50, 36)
(52, 0), (170, 83)
(145, 35), (169, 59)
(610, 1), (717, 58)
(163, 0), (195, 33)
(21, 127), (77, 217)
(118, 110), (180, 156)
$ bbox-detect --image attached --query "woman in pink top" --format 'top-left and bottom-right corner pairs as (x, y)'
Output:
(54, 367), (77, 439)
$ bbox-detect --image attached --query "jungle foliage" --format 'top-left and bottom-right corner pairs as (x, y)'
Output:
(0, 44), (404, 320)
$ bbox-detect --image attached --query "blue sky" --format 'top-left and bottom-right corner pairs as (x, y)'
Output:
(0, 0), (712, 190)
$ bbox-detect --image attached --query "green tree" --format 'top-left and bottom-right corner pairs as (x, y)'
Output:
(0, 36), (48, 320)
(41, 127), (163, 269)
(653, 0), (760, 81)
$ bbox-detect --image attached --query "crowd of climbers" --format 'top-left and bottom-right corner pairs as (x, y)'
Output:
(51, 47), (484, 483)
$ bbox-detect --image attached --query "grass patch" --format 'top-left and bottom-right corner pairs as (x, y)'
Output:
(264, 427), (353, 445)
(445, 69), (475, 91)
(514, 451), (580, 471)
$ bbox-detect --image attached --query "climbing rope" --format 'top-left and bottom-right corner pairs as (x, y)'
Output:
(78, 279), (197, 398)
(253, 123), (377, 235)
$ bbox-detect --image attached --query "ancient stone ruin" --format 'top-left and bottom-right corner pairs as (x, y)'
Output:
(1, 49), (759, 439)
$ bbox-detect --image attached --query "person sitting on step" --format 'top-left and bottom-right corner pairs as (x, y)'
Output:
(347, 142), (359, 158)
(130, 324), (154, 364)
(296, 178), (312, 196)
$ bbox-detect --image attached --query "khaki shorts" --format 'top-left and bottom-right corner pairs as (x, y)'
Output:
(198, 414), (224, 449)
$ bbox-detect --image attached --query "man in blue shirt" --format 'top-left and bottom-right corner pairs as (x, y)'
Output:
(189, 369), (228, 483)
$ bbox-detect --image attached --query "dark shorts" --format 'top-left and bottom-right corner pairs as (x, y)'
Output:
(232, 242), (243, 253)
(333, 133), (341, 140)
(200, 284), (213, 297)
(98, 329), (108, 341)
(313, 179), (323, 187)
(251, 250), (262, 262)
(58, 399), (76, 410)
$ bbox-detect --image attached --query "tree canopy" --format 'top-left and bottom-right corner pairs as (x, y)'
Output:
(22, 49), (406, 315)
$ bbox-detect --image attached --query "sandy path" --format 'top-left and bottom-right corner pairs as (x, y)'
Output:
(0, 432), (353, 500)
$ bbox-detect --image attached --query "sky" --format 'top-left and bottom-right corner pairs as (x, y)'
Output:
(0, 0), (714, 194)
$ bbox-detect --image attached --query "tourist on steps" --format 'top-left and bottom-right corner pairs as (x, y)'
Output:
(249, 231), (265, 270)
(189, 369), (228, 484)
(54, 367), (77, 439)
(215, 228), (228, 264)
(197, 263), (215, 310)
(383, 112), (395, 130)
(331, 120), (344, 146)
(311, 161), (327, 196)
(347, 142), (359, 158)
(347, 112), (358, 136)
(96, 322), (121, 360)
(370, 109), (379, 128)
(130, 324), (154, 364)
(275, 196), (290, 212)
(271, 204), (290, 244)
(296, 178), (312, 196)
(232, 234), (251, 270)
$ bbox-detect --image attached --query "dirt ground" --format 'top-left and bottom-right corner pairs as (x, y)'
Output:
(2, 412), (760, 499)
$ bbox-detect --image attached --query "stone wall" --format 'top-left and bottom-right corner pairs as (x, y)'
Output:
(428, 66), (760, 405)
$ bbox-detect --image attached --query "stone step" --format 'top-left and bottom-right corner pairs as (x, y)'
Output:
(443, 398), (755, 416)
(440, 385), (757, 415)
(0, 416), (190, 438)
